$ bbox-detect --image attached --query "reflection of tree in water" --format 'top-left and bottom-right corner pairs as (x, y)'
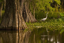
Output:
(28, 28), (64, 43)
(0, 31), (17, 43)
(28, 28), (46, 43)
(0, 30), (31, 43)
(0, 28), (64, 43)
(19, 30), (31, 43)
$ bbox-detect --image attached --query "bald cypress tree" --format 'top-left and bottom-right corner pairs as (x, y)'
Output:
(0, 0), (27, 30)
(0, 0), (37, 30)
(0, 2), (3, 18)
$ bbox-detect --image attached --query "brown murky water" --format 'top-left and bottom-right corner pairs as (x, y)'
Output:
(0, 27), (64, 43)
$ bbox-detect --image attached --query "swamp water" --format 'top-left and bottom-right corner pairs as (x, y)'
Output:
(0, 27), (64, 43)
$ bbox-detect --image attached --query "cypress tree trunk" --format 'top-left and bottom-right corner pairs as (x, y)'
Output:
(22, 1), (37, 22)
(0, 0), (27, 30)
(0, 2), (3, 18)
(33, 6), (35, 18)
(3, 0), (6, 10)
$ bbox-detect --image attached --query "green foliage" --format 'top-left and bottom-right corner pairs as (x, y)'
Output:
(34, 0), (60, 12)
(48, 12), (60, 19)
(0, 0), (3, 2)
(55, 0), (60, 5)
(58, 18), (62, 21)
(60, 29), (64, 34)
(0, 10), (5, 23)
(60, 13), (64, 17)
(35, 11), (45, 19)
(29, 0), (61, 20)
(26, 19), (64, 30)
(35, 11), (61, 20)
(2, 10), (5, 14)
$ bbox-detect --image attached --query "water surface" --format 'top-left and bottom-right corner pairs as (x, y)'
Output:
(0, 27), (64, 43)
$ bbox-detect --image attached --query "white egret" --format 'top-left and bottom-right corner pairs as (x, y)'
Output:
(40, 12), (49, 21)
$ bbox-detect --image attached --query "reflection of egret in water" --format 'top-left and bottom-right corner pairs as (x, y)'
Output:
(46, 28), (49, 32)
(0, 28), (63, 43)
(41, 28), (61, 43)
(50, 37), (54, 42)
(41, 28), (49, 43)
(41, 35), (48, 40)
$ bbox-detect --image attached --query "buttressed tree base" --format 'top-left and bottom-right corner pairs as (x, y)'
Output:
(0, 0), (37, 30)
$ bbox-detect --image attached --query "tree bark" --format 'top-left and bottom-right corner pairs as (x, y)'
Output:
(3, 0), (6, 10)
(0, 2), (3, 18)
(22, 1), (37, 22)
(0, 0), (27, 30)
(33, 6), (35, 18)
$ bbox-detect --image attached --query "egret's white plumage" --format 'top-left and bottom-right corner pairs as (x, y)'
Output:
(40, 12), (48, 21)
